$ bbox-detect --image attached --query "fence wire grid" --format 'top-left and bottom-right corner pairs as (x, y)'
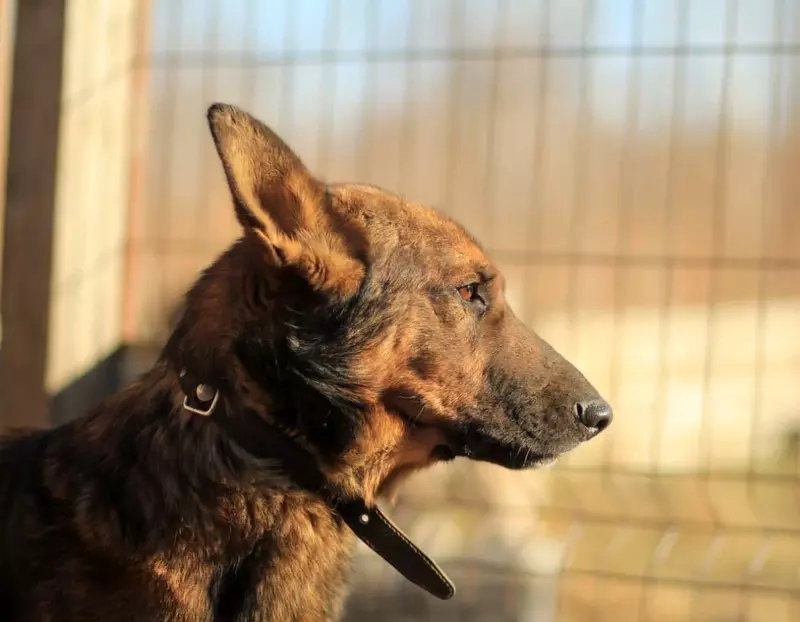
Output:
(105, 0), (800, 620)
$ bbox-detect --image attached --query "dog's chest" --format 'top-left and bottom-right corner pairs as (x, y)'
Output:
(158, 493), (358, 621)
(217, 532), (355, 621)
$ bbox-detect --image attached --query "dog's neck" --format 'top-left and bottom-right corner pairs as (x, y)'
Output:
(169, 361), (455, 600)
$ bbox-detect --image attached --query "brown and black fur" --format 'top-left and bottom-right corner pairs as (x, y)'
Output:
(0, 104), (612, 621)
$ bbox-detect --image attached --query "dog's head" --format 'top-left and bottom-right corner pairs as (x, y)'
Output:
(179, 104), (611, 501)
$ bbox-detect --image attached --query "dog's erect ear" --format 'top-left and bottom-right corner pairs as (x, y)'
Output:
(207, 103), (363, 295)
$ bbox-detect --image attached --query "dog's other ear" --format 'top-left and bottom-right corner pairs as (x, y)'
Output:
(207, 103), (363, 296)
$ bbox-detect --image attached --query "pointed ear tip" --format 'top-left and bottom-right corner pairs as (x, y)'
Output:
(206, 103), (246, 130)
(205, 104), (296, 167)
(206, 103), (250, 137)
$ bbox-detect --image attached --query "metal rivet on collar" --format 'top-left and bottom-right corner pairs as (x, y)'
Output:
(196, 383), (216, 402)
(359, 513), (370, 525)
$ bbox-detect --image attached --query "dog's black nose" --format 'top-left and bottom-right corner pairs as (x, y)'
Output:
(575, 399), (613, 432)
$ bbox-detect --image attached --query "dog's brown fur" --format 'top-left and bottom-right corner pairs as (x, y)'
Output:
(0, 104), (611, 621)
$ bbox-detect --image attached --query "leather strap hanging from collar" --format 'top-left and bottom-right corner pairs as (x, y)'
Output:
(176, 368), (455, 600)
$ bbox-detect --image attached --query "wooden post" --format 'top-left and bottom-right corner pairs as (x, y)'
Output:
(0, 0), (67, 427)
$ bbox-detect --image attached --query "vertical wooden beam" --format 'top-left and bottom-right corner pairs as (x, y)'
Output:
(0, 0), (67, 427)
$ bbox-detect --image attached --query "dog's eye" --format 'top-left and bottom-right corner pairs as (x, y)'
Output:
(456, 283), (483, 305)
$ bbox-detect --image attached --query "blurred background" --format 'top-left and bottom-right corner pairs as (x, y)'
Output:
(1, 1), (799, 620)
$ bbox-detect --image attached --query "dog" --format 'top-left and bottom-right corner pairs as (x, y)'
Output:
(0, 103), (612, 621)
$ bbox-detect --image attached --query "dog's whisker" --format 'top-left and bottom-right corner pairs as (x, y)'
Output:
(410, 404), (426, 426)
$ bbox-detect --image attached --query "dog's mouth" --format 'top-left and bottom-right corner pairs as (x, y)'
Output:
(385, 390), (574, 470)
(454, 429), (561, 470)
(429, 425), (567, 470)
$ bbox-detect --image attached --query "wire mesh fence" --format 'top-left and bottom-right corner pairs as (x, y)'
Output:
(123, 0), (800, 619)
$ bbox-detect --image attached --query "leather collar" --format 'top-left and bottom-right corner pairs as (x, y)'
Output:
(176, 367), (455, 600)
